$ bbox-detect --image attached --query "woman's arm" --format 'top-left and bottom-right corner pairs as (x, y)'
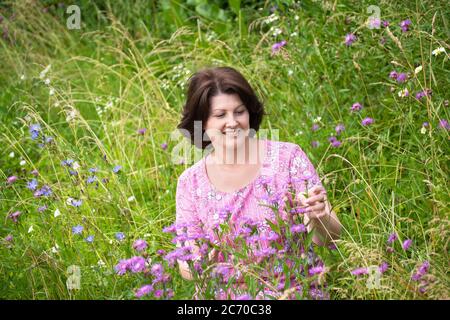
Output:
(299, 186), (342, 246)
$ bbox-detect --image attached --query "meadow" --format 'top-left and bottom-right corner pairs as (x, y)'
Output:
(0, 0), (448, 299)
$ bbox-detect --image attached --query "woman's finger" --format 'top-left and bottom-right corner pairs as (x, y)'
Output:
(305, 202), (325, 213)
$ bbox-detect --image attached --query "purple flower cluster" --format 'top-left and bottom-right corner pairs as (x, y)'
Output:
(344, 33), (357, 46)
(399, 19), (412, 32)
(272, 40), (287, 54)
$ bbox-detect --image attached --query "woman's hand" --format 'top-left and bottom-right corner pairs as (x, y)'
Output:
(297, 185), (331, 222)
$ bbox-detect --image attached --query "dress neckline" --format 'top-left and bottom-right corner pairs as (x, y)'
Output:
(202, 139), (270, 195)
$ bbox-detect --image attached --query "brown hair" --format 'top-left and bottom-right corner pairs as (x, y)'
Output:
(177, 66), (266, 149)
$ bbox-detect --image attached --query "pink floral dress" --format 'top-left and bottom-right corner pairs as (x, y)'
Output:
(176, 139), (325, 236)
(175, 139), (327, 299)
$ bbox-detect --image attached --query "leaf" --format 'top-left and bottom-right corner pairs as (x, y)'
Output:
(228, 0), (241, 15)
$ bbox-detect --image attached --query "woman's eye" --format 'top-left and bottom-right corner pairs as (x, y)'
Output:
(216, 114), (224, 118)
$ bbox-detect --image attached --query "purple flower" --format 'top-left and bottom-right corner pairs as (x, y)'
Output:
(351, 102), (363, 112)
(351, 267), (368, 276)
(26, 179), (38, 191)
(161, 142), (168, 150)
(291, 224), (306, 234)
(335, 124), (345, 135)
(135, 284), (153, 298)
(236, 294), (252, 300)
(31, 169), (39, 176)
(396, 73), (408, 83)
(331, 140), (342, 148)
(132, 239), (148, 252)
(412, 261), (430, 281)
(344, 33), (357, 46)
(309, 265), (326, 275)
(8, 211), (22, 223)
(399, 19), (412, 32)
(5, 234), (13, 242)
(361, 117), (374, 126)
(85, 235), (94, 243)
(439, 119), (450, 131)
(311, 140), (319, 148)
(402, 239), (412, 251)
(368, 18), (381, 29)
(379, 262), (389, 274)
(29, 124), (41, 140)
(422, 122), (429, 127)
(162, 224), (177, 234)
(312, 124), (320, 131)
(7, 176), (18, 184)
(389, 71), (398, 79)
(129, 256), (147, 273)
(382, 20), (390, 27)
(387, 233), (397, 244)
(89, 167), (98, 173)
(115, 232), (125, 241)
(137, 128), (147, 135)
(113, 165), (122, 173)
(154, 289), (163, 299)
(151, 263), (164, 277)
(115, 259), (129, 275)
(272, 40), (287, 54)
(418, 260), (430, 275)
(37, 205), (48, 213)
(72, 225), (84, 235)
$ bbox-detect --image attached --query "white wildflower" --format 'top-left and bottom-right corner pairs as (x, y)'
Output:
(127, 196), (135, 202)
(432, 47), (445, 56)
(28, 225), (34, 233)
(420, 126), (427, 134)
(54, 209), (61, 217)
(9, 152), (15, 158)
(20, 160), (26, 166)
(39, 64), (51, 79)
(414, 65), (423, 74)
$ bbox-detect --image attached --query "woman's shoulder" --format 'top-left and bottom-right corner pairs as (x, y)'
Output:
(267, 139), (304, 159)
(176, 156), (205, 186)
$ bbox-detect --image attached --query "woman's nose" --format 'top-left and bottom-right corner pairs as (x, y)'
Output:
(225, 115), (238, 127)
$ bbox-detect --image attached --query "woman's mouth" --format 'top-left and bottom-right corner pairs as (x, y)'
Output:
(222, 129), (240, 137)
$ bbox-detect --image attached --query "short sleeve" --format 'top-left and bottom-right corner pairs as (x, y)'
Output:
(175, 173), (202, 238)
(288, 144), (325, 196)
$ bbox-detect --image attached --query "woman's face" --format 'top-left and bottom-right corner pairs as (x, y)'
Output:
(204, 93), (250, 153)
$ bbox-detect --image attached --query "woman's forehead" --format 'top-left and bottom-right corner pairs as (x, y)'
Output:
(210, 93), (244, 110)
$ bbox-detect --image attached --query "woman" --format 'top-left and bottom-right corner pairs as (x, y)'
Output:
(175, 66), (342, 293)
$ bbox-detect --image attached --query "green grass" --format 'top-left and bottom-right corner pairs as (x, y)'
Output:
(0, 0), (448, 299)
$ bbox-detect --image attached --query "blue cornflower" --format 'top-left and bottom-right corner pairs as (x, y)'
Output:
(27, 179), (38, 191)
(45, 136), (53, 144)
(71, 199), (83, 207)
(89, 167), (98, 173)
(85, 235), (94, 243)
(35, 185), (52, 197)
(69, 170), (78, 176)
(72, 225), (84, 235)
(61, 159), (74, 167)
(29, 124), (41, 140)
(115, 232), (125, 241)
(113, 165), (122, 173)
(86, 176), (97, 184)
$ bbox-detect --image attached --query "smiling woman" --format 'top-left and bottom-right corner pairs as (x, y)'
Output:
(175, 66), (342, 298)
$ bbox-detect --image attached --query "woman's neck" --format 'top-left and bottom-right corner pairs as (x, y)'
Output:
(209, 137), (261, 169)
